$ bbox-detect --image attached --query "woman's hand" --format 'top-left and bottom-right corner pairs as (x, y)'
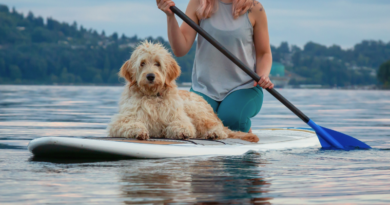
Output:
(253, 75), (274, 89)
(156, 0), (175, 16)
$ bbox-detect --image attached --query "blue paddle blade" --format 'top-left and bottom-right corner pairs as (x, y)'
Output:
(307, 120), (371, 150)
(316, 133), (332, 149)
(318, 126), (371, 150)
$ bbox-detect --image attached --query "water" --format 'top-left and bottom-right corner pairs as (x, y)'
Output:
(0, 85), (389, 204)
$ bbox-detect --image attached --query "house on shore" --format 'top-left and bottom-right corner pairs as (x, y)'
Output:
(270, 62), (290, 88)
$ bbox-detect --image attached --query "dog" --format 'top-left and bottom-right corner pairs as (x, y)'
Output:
(107, 41), (259, 143)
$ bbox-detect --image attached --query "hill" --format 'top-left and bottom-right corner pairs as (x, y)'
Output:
(0, 5), (195, 85)
(272, 41), (390, 86)
(0, 4), (389, 87)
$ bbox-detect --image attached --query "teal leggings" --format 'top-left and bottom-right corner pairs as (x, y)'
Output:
(190, 86), (263, 133)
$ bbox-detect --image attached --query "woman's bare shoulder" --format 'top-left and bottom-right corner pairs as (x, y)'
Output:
(186, 0), (201, 19)
(249, 1), (265, 13)
(248, 1), (267, 26)
(189, 0), (200, 6)
(187, 0), (200, 11)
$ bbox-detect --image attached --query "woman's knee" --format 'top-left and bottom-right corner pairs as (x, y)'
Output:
(239, 118), (252, 133)
(217, 88), (263, 132)
(218, 112), (239, 130)
(218, 111), (251, 132)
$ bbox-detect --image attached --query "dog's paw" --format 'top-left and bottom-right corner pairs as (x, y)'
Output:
(172, 129), (193, 140)
(166, 123), (196, 140)
(123, 124), (149, 140)
(135, 131), (149, 141)
(206, 129), (227, 140)
(206, 132), (217, 140)
(177, 133), (190, 140)
(240, 133), (259, 143)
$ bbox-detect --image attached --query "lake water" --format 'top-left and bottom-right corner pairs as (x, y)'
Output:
(0, 85), (389, 204)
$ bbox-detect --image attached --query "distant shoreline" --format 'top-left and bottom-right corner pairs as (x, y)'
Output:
(0, 84), (387, 90)
(1, 5), (388, 89)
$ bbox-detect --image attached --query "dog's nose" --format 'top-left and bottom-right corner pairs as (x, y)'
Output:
(146, 73), (155, 82)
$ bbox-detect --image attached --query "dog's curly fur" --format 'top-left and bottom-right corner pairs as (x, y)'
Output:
(107, 41), (259, 143)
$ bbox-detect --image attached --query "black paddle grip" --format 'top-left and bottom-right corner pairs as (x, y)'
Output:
(170, 6), (310, 123)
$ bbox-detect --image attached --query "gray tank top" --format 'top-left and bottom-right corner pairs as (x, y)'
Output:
(191, 0), (256, 101)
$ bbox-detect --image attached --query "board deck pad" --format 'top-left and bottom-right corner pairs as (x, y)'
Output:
(28, 128), (320, 159)
(94, 137), (256, 145)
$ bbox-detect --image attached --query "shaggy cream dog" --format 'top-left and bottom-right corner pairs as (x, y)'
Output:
(107, 41), (259, 143)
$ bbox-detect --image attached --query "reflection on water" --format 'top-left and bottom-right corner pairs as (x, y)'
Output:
(119, 156), (272, 204)
(0, 85), (390, 204)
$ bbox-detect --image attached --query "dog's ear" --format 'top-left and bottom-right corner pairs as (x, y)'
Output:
(119, 60), (136, 86)
(165, 56), (181, 87)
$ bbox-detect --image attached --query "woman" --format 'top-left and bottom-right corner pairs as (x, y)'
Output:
(157, 0), (274, 133)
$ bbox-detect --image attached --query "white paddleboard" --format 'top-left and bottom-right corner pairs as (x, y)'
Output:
(28, 128), (320, 159)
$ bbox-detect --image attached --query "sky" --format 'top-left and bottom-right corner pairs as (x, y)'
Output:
(2, 0), (390, 48)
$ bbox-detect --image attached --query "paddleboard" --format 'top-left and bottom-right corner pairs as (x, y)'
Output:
(28, 128), (320, 159)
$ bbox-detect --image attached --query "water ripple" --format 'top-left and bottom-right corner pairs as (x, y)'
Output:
(0, 85), (389, 204)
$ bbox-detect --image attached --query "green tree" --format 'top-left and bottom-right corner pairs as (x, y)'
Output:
(121, 34), (127, 41)
(108, 70), (120, 84)
(111, 32), (118, 41)
(67, 73), (76, 83)
(0, 58), (5, 76)
(277, 42), (290, 53)
(75, 76), (83, 83)
(102, 55), (111, 82)
(378, 60), (390, 87)
(60, 67), (68, 83)
(9, 65), (22, 80)
(31, 27), (53, 43)
(0, 5), (9, 13)
(50, 74), (58, 83)
(93, 73), (103, 84)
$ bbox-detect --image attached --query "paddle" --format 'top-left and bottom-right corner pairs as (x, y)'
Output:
(170, 6), (371, 150)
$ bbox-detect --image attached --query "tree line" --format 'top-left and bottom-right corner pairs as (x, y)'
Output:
(0, 5), (389, 87)
(272, 41), (390, 87)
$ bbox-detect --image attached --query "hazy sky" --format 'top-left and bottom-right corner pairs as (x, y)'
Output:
(2, 0), (390, 48)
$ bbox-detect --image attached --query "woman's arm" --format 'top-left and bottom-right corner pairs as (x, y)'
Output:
(249, 2), (274, 89)
(156, 0), (199, 57)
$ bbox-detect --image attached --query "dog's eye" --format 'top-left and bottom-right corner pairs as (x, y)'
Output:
(155, 62), (160, 67)
(140, 62), (145, 67)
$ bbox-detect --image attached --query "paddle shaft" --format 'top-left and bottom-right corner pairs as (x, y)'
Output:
(170, 6), (310, 123)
